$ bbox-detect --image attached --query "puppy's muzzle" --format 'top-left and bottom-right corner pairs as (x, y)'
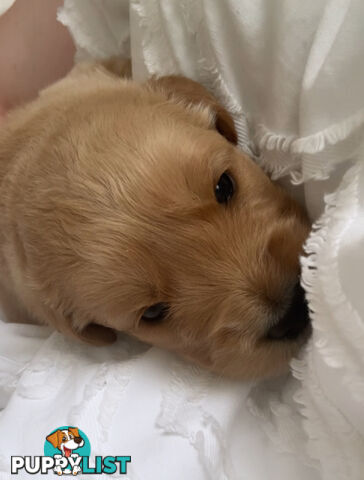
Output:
(267, 283), (310, 341)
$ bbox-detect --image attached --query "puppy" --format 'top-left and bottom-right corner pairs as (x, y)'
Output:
(46, 428), (84, 457)
(0, 60), (311, 378)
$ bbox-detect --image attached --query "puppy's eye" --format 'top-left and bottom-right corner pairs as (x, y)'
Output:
(215, 172), (235, 204)
(62, 437), (67, 442)
(142, 303), (169, 322)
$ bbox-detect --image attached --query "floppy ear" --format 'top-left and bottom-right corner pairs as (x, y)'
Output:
(68, 427), (80, 438)
(146, 75), (238, 144)
(46, 430), (62, 449)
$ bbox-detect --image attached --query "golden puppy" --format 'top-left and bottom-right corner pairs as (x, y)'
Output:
(0, 60), (311, 378)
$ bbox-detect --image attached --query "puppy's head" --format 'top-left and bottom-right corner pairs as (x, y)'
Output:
(46, 428), (84, 456)
(19, 69), (311, 378)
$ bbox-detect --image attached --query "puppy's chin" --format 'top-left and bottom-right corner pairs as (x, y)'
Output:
(179, 337), (307, 379)
(130, 319), (310, 379)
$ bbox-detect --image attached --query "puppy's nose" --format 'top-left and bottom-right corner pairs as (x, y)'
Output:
(74, 437), (83, 444)
(267, 283), (310, 340)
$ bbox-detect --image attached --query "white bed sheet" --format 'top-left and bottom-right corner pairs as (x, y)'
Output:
(0, 317), (318, 480)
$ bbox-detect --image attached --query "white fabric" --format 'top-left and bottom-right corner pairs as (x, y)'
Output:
(1, 1), (364, 479)
(57, 0), (130, 62)
(0, 0), (15, 17)
(0, 320), (319, 480)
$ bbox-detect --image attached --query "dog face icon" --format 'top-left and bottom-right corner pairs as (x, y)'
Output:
(46, 427), (84, 458)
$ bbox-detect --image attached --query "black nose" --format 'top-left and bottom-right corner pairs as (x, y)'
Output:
(74, 437), (83, 444)
(267, 283), (310, 340)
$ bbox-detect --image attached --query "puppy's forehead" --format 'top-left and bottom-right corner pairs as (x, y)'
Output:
(178, 154), (235, 209)
(183, 144), (235, 180)
(149, 134), (236, 196)
(110, 131), (236, 218)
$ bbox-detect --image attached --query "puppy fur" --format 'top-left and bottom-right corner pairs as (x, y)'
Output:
(0, 60), (310, 378)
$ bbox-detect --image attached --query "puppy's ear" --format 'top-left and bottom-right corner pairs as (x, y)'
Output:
(146, 75), (238, 144)
(46, 430), (62, 449)
(68, 427), (80, 438)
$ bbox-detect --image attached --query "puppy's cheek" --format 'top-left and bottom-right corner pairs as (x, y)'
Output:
(194, 335), (301, 378)
(268, 221), (311, 273)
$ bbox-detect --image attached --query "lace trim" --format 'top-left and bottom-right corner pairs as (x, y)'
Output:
(255, 109), (364, 181)
(290, 161), (364, 478)
(247, 161), (364, 478)
(130, 0), (178, 76)
(300, 162), (364, 383)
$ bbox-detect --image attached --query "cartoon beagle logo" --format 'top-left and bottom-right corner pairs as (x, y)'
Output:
(11, 426), (131, 476)
(44, 426), (90, 475)
(46, 427), (85, 459)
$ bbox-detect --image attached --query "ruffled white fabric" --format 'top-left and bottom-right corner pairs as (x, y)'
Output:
(0, 0), (15, 17)
(1, 1), (364, 479)
(128, 0), (364, 187)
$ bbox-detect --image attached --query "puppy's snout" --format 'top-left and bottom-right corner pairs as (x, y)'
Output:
(74, 437), (83, 445)
(267, 283), (310, 340)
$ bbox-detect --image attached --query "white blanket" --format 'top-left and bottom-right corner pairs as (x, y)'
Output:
(1, 1), (364, 479)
